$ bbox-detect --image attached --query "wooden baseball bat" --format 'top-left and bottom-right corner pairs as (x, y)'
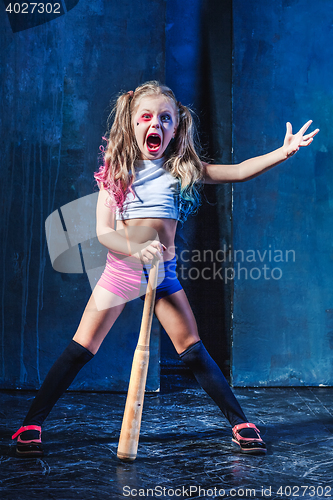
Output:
(117, 255), (160, 461)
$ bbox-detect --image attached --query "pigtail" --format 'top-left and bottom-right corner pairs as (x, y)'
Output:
(165, 103), (204, 222)
(94, 91), (138, 211)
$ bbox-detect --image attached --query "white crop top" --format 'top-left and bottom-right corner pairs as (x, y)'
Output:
(115, 157), (181, 221)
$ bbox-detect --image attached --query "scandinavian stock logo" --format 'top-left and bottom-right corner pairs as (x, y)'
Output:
(45, 194), (165, 309)
(3, 0), (80, 33)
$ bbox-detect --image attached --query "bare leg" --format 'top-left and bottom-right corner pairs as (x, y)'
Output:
(154, 289), (200, 353)
(73, 285), (127, 354)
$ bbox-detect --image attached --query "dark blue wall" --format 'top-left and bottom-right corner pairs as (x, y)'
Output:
(232, 0), (333, 385)
(165, 0), (233, 375)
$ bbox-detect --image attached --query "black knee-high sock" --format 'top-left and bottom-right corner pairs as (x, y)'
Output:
(22, 340), (94, 432)
(179, 340), (248, 428)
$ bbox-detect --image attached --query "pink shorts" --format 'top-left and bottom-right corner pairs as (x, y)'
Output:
(96, 251), (182, 303)
(96, 251), (145, 301)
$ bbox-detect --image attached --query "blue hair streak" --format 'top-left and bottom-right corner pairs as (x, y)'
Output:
(178, 182), (203, 223)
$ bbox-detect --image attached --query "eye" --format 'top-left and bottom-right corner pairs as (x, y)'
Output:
(161, 114), (171, 122)
(142, 114), (152, 120)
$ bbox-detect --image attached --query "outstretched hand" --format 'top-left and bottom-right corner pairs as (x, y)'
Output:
(282, 120), (319, 158)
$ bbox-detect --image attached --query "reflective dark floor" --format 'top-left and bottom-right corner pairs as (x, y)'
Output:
(1, 374), (333, 500)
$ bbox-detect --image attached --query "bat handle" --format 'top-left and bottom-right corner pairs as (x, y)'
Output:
(117, 256), (160, 461)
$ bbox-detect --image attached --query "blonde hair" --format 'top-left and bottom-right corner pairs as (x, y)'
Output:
(94, 80), (204, 221)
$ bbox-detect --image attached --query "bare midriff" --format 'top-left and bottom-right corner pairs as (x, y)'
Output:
(116, 218), (178, 261)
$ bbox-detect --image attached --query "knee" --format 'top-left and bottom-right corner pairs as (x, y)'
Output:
(178, 340), (213, 371)
(178, 339), (202, 358)
(72, 335), (100, 356)
(175, 335), (200, 355)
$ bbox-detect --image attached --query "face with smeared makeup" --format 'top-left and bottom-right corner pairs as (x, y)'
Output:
(132, 95), (178, 160)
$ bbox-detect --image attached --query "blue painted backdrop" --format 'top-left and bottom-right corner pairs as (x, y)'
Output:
(232, 0), (333, 385)
(1, 0), (332, 390)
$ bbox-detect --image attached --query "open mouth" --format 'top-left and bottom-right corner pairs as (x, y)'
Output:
(146, 133), (161, 152)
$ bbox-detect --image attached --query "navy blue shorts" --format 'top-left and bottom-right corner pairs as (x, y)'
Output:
(140, 255), (183, 302)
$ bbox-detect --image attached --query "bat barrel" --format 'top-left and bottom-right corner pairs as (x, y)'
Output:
(117, 346), (150, 461)
(117, 256), (160, 461)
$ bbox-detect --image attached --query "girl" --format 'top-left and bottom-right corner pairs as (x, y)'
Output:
(12, 81), (318, 457)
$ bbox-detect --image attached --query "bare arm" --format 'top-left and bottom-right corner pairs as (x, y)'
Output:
(203, 120), (319, 184)
(96, 187), (164, 263)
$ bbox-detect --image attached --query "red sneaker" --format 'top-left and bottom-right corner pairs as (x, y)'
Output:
(12, 425), (44, 458)
(232, 422), (267, 455)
